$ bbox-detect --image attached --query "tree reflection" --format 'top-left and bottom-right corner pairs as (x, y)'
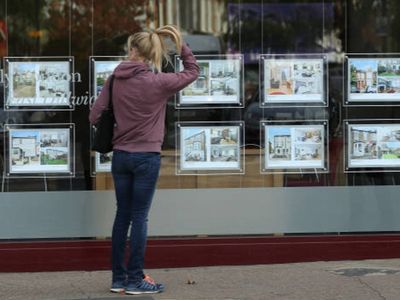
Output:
(7, 0), (147, 57)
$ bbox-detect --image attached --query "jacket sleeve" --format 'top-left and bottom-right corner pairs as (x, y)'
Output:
(89, 76), (112, 125)
(156, 44), (200, 96)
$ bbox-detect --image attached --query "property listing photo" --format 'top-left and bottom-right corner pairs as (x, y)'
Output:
(348, 57), (400, 103)
(263, 57), (325, 105)
(263, 122), (327, 173)
(6, 59), (71, 108)
(8, 126), (72, 175)
(92, 59), (123, 97)
(178, 56), (242, 106)
(347, 123), (400, 169)
(178, 124), (243, 174)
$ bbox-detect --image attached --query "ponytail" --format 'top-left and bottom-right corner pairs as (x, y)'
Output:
(126, 25), (183, 72)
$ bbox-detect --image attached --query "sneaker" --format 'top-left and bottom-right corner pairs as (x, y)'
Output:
(144, 274), (164, 290)
(143, 274), (156, 285)
(110, 281), (126, 293)
(125, 279), (164, 295)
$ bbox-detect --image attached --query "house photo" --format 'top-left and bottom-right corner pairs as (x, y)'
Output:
(350, 127), (378, 159)
(267, 127), (292, 160)
(350, 59), (378, 93)
(40, 130), (68, 147)
(95, 61), (121, 96)
(183, 129), (207, 162)
(10, 130), (40, 169)
(40, 147), (69, 166)
(12, 63), (36, 98)
(377, 59), (400, 94)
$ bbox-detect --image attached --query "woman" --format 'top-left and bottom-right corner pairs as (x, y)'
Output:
(89, 25), (199, 295)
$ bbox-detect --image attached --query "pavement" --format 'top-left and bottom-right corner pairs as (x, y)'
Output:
(2, 259), (400, 300)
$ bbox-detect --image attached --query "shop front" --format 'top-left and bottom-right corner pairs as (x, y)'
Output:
(2, 0), (400, 272)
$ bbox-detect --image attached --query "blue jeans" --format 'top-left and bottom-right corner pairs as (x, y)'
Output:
(111, 150), (161, 284)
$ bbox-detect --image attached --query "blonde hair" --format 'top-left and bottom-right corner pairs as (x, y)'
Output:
(127, 25), (182, 72)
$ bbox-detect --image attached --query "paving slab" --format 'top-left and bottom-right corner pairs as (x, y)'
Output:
(1, 259), (400, 300)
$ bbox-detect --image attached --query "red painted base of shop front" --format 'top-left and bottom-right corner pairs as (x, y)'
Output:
(1, 234), (400, 272)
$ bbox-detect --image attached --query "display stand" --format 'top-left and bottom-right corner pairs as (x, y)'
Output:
(4, 56), (75, 111)
(260, 54), (328, 108)
(261, 120), (329, 174)
(176, 121), (245, 175)
(89, 56), (124, 176)
(344, 119), (400, 173)
(175, 54), (244, 109)
(4, 123), (75, 178)
(343, 54), (400, 106)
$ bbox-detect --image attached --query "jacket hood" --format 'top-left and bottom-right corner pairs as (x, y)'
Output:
(113, 61), (150, 79)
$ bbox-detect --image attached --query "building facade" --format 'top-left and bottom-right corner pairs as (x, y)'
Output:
(2, 0), (400, 271)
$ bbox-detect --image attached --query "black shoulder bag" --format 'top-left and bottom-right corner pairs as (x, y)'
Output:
(91, 75), (115, 154)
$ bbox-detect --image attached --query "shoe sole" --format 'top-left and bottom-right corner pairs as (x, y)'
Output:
(110, 288), (125, 293)
(125, 290), (161, 295)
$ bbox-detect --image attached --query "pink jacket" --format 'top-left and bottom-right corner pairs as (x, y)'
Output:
(89, 44), (199, 152)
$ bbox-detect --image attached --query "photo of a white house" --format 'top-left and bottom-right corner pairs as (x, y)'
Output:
(95, 61), (121, 96)
(180, 125), (242, 172)
(265, 123), (326, 170)
(267, 127), (291, 160)
(183, 129), (206, 162)
(348, 125), (400, 168)
(40, 130), (68, 147)
(350, 127), (378, 159)
(10, 128), (71, 173)
(11, 130), (40, 166)
(12, 63), (36, 98)
(40, 147), (68, 165)
(40, 128), (70, 166)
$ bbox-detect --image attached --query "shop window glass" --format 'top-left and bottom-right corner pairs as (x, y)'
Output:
(1, 0), (400, 192)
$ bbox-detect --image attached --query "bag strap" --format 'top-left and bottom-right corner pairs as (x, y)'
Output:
(108, 74), (115, 111)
